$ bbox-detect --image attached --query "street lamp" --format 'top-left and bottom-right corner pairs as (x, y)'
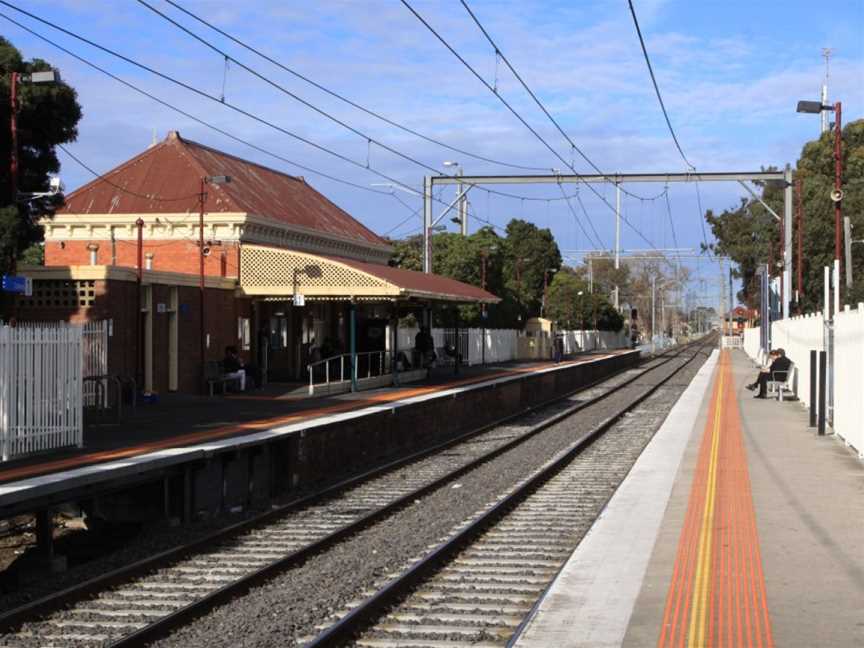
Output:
(9, 67), (61, 199)
(443, 161), (467, 235)
(797, 97), (843, 297)
(199, 175), (232, 391)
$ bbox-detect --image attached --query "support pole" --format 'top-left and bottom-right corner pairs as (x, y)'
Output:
(833, 102), (842, 284)
(457, 168), (467, 236)
(796, 177), (804, 307)
(783, 163), (793, 319)
(392, 308), (400, 387)
(9, 71), (18, 199)
(843, 216), (853, 288)
(199, 178), (207, 393)
(349, 302), (357, 392)
(809, 349), (817, 427)
(651, 274), (656, 354)
(614, 183), (621, 309)
(818, 350), (827, 435)
(423, 176), (433, 274)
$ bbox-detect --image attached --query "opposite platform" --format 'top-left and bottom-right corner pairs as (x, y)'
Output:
(0, 351), (636, 520)
(515, 348), (864, 648)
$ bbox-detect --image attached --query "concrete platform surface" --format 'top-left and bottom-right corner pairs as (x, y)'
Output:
(516, 348), (864, 648)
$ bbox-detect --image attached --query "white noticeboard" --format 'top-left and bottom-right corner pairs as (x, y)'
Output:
(294, 293), (305, 307)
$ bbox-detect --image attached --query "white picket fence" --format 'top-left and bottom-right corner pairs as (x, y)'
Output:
(398, 327), (628, 366)
(742, 306), (863, 456)
(0, 322), (83, 461)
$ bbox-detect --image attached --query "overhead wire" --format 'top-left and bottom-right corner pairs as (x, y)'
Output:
(159, 0), (554, 174)
(458, 0), (667, 202)
(0, 7), (495, 232)
(399, 0), (664, 254)
(626, 0), (695, 171)
(134, 0), (589, 206)
(555, 182), (603, 250)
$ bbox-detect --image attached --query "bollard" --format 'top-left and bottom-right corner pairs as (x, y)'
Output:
(817, 350), (827, 436)
(809, 349), (817, 427)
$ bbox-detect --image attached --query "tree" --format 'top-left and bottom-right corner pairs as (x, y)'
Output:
(501, 219), (562, 317)
(0, 37), (82, 279)
(703, 120), (864, 312)
(544, 268), (624, 331)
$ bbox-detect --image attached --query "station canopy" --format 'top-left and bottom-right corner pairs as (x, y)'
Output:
(239, 245), (499, 304)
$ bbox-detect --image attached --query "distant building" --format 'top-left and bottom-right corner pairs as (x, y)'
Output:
(18, 131), (496, 394)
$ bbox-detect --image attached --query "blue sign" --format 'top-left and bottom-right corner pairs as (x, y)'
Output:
(1, 275), (32, 296)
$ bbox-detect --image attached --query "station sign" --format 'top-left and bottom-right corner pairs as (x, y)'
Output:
(1, 275), (33, 296)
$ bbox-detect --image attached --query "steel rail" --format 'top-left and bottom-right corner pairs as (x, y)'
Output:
(0, 343), (702, 645)
(306, 335), (715, 647)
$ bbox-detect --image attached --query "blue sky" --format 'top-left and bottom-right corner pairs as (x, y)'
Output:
(3, 0), (863, 307)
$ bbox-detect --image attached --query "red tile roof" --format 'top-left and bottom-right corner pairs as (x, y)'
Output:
(60, 131), (387, 247)
(336, 256), (500, 303)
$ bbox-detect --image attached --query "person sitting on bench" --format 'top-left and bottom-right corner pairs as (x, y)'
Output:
(746, 348), (791, 399)
(223, 345), (246, 391)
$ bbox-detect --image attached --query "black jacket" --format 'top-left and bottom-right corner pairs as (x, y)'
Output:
(769, 356), (791, 375)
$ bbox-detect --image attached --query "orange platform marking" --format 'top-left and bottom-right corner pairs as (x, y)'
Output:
(658, 350), (773, 648)
(0, 355), (613, 486)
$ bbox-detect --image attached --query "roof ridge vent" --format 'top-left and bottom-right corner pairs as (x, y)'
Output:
(165, 130), (181, 142)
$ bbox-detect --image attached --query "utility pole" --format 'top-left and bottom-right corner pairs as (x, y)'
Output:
(650, 274), (656, 353)
(833, 101), (843, 307)
(796, 177), (804, 307)
(9, 71), (19, 199)
(458, 168), (468, 236)
(614, 183), (621, 309)
(783, 164), (793, 319)
(844, 217), (853, 288)
(821, 48), (832, 135)
(423, 176), (432, 273)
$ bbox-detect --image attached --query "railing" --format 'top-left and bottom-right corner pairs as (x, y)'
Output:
(721, 335), (743, 349)
(307, 350), (390, 395)
(0, 322), (83, 461)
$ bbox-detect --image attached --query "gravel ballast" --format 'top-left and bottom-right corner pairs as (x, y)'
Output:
(151, 345), (712, 648)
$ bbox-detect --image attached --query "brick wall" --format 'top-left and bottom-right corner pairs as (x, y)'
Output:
(45, 240), (240, 277)
(17, 277), (248, 394)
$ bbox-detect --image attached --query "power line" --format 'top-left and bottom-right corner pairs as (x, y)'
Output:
(400, 0), (663, 253)
(133, 0), (586, 206)
(0, 12), (400, 201)
(159, 0), (553, 174)
(626, 0), (695, 170)
(556, 183), (604, 250)
(458, 0), (666, 202)
(0, 6), (495, 229)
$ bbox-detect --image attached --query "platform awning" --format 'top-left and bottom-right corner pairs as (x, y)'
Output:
(238, 245), (499, 304)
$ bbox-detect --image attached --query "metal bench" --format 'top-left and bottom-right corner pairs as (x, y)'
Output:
(768, 362), (796, 401)
(205, 360), (242, 396)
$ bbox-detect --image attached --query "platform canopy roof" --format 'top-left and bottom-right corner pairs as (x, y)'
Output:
(239, 245), (499, 304)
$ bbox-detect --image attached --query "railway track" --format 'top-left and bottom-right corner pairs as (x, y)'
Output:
(0, 339), (712, 648)
(307, 336), (715, 647)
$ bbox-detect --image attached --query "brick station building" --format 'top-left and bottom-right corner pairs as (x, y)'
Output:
(17, 131), (497, 394)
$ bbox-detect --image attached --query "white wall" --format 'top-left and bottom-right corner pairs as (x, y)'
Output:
(743, 309), (863, 456)
(833, 304), (864, 454)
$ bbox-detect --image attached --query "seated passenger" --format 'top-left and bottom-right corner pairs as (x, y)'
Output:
(747, 348), (791, 399)
(223, 345), (246, 391)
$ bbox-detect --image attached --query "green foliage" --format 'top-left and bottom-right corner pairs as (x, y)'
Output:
(19, 242), (43, 265)
(703, 119), (864, 311)
(388, 222), (625, 330)
(0, 36), (82, 277)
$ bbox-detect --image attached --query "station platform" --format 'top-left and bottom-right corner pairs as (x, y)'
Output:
(514, 348), (864, 648)
(0, 350), (636, 520)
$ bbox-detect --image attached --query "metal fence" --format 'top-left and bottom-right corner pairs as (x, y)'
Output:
(83, 320), (109, 407)
(0, 322), (83, 461)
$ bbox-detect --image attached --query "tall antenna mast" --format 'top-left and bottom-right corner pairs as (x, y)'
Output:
(821, 48), (833, 134)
